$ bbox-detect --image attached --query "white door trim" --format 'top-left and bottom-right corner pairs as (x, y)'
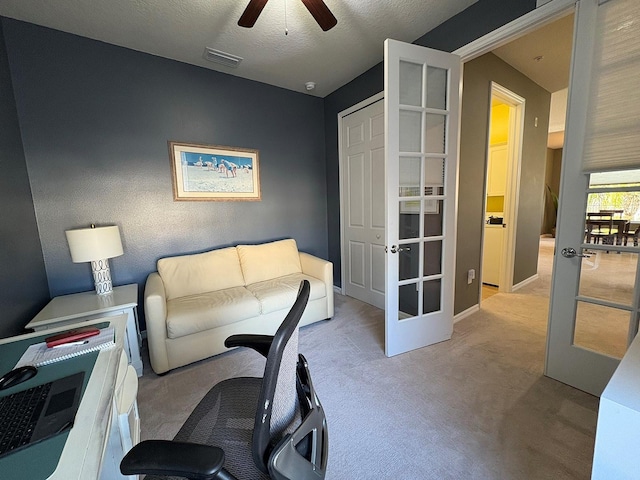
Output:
(338, 92), (384, 295)
(454, 0), (576, 62)
(491, 82), (526, 293)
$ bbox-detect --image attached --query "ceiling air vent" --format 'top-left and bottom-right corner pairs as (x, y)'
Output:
(203, 47), (243, 68)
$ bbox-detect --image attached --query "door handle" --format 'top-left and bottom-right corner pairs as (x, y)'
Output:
(561, 247), (590, 258)
(386, 245), (411, 254)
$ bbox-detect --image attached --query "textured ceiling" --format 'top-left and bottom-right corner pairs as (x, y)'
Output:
(0, 0), (478, 97)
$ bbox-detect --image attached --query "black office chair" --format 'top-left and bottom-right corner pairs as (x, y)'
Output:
(120, 280), (328, 480)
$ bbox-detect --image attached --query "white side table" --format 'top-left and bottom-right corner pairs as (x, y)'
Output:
(25, 284), (143, 377)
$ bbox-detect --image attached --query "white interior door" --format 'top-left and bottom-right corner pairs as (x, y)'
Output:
(384, 39), (461, 357)
(341, 99), (386, 309)
(545, 0), (640, 396)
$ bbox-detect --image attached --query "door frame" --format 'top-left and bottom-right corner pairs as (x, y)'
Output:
(454, 0), (575, 62)
(485, 82), (526, 294)
(338, 92), (384, 295)
(337, 0), (576, 304)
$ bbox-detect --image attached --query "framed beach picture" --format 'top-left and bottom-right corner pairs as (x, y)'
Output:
(169, 141), (261, 201)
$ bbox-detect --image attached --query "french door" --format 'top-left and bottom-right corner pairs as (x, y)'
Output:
(545, 0), (640, 395)
(384, 39), (461, 357)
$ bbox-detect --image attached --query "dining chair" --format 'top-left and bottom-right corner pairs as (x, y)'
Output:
(622, 223), (640, 247)
(599, 209), (624, 218)
(586, 212), (617, 246)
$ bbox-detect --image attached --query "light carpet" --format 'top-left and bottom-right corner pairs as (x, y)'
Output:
(137, 236), (598, 479)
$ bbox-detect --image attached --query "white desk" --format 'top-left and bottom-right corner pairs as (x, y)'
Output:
(592, 332), (640, 479)
(26, 285), (143, 376)
(0, 315), (138, 479)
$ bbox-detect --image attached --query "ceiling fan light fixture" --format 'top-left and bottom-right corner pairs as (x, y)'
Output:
(203, 47), (243, 68)
(239, 0), (337, 31)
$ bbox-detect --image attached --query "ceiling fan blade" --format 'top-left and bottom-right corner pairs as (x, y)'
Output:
(300, 0), (337, 31)
(238, 0), (269, 28)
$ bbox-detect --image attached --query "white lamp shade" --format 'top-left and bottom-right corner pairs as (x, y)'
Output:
(65, 225), (124, 263)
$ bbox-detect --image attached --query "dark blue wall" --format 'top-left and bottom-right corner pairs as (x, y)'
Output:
(0, 0), (540, 336)
(2, 18), (327, 329)
(0, 20), (50, 338)
(323, 0), (537, 288)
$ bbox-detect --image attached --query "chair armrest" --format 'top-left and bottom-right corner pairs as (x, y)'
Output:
(120, 440), (226, 479)
(225, 334), (273, 358)
(144, 272), (171, 374)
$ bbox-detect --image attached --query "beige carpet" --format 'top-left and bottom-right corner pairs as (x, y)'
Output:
(137, 237), (599, 479)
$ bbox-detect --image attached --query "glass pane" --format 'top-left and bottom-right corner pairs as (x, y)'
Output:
(424, 240), (442, 276)
(399, 157), (421, 197)
(423, 200), (443, 237)
(586, 169), (640, 234)
(399, 242), (419, 281)
(424, 157), (445, 194)
(423, 279), (441, 314)
(399, 205), (419, 240)
(400, 61), (423, 107)
(579, 251), (637, 306)
(590, 169), (640, 188)
(399, 283), (418, 319)
(425, 114), (446, 154)
(426, 67), (447, 110)
(400, 110), (422, 152)
(574, 302), (630, 359)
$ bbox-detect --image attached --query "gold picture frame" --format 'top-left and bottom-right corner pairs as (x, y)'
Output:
(169, 141), (261, 201)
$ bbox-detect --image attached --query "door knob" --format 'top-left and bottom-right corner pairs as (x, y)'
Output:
(561, 247), (590, 258)
(385, 245), (411, 254)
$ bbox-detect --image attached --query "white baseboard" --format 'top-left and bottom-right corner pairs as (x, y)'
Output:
(454, 304), (480, 323)
(511, 274), (539, 292)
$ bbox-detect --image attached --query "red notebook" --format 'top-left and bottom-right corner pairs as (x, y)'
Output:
(45, 327), (100, 348)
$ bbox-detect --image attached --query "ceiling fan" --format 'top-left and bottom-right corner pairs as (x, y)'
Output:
(238, 0), (338, 32)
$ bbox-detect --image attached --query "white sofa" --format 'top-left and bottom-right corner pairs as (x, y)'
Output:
(144, 239), (333, 374)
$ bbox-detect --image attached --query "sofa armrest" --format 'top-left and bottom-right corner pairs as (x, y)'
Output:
(144, 272), (170, 374)
(299, 252), (334, 318)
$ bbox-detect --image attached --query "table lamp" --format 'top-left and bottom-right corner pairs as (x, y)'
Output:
(65, 225), (124, 295)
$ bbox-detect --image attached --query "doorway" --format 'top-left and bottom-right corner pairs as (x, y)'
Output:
(339, 9), (574, 318)
(481, 84), (525, 295)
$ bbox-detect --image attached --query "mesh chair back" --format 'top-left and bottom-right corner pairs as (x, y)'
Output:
(252, 280), (310, 473)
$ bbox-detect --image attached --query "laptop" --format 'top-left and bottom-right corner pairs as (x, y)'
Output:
(0, 372), (85, 459)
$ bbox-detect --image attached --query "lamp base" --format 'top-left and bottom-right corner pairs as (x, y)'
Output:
(91, 258), (113, 295)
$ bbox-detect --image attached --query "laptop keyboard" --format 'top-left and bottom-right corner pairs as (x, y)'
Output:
(0, 381), (52, 458)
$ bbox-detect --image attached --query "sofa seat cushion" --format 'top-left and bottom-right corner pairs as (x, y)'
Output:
(246, 273), (327, 315)
(166, 287), (260, 339)
(158, 247), (245, 301)
(237, 239), (302, 285)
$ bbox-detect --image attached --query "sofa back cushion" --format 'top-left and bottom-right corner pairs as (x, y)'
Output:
(158, 247), (245, 300)
(237, 239), (302, 285)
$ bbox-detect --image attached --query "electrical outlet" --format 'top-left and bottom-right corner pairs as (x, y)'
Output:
(467, 269), (475, 284)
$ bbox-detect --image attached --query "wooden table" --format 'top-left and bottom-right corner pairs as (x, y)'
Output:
(585, 218), (629, 245)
